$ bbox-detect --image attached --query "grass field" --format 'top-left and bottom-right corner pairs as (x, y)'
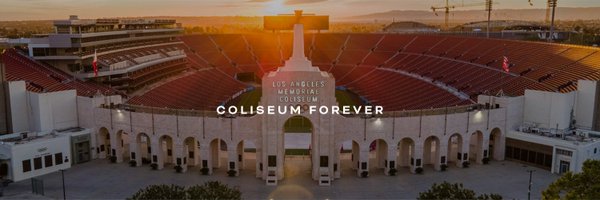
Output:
(230, 88), (261, 110)
(232, 88), (363, 108)
(335, 89), (362, 107)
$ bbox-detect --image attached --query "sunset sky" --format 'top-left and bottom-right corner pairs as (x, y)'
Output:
(1, 0), (599, 21)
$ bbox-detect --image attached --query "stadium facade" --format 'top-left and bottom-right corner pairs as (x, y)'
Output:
(0, 14), (599, 186)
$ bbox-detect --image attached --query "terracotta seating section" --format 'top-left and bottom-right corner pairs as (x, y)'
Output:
(175, 33), (600, 110)
(1, 49), (117, 96)
(128, 68), (247, 110)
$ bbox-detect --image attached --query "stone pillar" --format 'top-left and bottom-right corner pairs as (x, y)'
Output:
(109, 132), (123, 163)
(228, 149), (239, 176)
(91, 128), (99, 159)
(199, 143), (212, 174)
(174, 143), (187, 172)
(352, 142), (360, 171)
(411, 143), (423, 173)
(357, 144), (369, 177)
(237, 141), (244, 171)
(438, 143), (448, 171)
(458, 139), (469, 168)
(151, 139), (164, 170)
(477, 136), (490, 164)
(129, 141), (142, 167)
(334, 145), (341, 178)
(385, 144), (398, 175)
(255, 144), (262, 178)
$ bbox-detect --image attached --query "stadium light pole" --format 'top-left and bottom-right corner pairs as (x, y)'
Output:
(548, 0), (557, 42)
(486, 0), (493, 38)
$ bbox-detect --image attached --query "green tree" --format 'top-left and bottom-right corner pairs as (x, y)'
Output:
(187, 181), (241, 200)
(542, 159), (600, 199)
(128, 181), (241, 200)
(418, 181), (502, 200)
(129, 184), (186, 200)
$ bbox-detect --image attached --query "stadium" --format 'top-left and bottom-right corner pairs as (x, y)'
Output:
(0, 8), (599, 196)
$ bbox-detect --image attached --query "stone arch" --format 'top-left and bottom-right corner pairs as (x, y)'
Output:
(489, 128), (503, 160)
(115, 130), (130, 162)
(184, 136), (199, 167)
(423, 135), (441, 170)
(336, 139), (360, 178)
(447, 133), (463, 165)
(469, 130), (485, 164)
(135, 132), (152, 165)
(397, 137), (415, 170)
(368, 138), (388, 172)
(209, 138), (228, 170)
(236, 139), (257, 175)
(280, 115), (315, 180)
(97, 127), (111, 159)
(159, 135), (175, 166)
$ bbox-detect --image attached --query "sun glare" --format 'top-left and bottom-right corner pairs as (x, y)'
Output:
(264, 0), (290, 15)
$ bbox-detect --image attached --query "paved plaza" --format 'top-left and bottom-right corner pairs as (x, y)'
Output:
(1, 157), (558, 199)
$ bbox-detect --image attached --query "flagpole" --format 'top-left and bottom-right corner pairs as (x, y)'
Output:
(499, 44), (508, 97)
(503, 44), (506, 95)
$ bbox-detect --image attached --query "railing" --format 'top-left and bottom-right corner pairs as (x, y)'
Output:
(517, 125), (599, 143)
(102, 103), (495, 119)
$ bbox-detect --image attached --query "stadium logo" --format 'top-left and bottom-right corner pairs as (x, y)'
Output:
(217, 79), (383, 115)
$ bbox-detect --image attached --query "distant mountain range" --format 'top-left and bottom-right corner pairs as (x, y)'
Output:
(343, 7), (600, 23)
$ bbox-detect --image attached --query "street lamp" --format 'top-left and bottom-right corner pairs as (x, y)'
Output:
(526, 169), (535, 200)
(60, 169), (66, 200)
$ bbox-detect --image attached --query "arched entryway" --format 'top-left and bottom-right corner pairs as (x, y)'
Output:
(424, 136), (440, 170)
(0, 162), (8, 179)
(469, 131), (484, 164)
(136, 133), (152, 165)
(489, 128), (503, 160)
(281, 115), (314, 180)
(209, 138), (228, 174)
(184, 137), (199, 167)
(447, 133), (463, 166)
(97, 127), (110, 159)
(236, 140), (257, 175)
(397, 138), (415, 172)
(159, 135), (174, 167)
(116, 130), (130, 162)
(336, 140), (360, 178)
(369, 139), (388, 174)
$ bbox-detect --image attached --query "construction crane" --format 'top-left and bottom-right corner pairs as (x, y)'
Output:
(431, 0), (498, 36)
(528, 0), (558, 41)
(431, 0), (455, 30)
